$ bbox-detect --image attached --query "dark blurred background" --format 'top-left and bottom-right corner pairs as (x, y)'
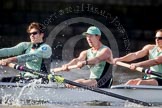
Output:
(0, 0), (162, 60)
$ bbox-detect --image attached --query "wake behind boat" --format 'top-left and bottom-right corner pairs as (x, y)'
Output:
(0, 81), (162, 105)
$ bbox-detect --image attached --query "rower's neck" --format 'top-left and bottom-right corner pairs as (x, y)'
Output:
(32, 42), (44, 49)
(92, 43), (102, 51)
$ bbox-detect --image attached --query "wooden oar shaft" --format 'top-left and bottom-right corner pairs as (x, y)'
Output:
(116, 61), (143, 72)
(51, 65), (78, 72)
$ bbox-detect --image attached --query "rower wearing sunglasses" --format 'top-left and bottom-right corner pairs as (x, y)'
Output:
(114, 29), (162, 86)
(0, 22), (52, 82)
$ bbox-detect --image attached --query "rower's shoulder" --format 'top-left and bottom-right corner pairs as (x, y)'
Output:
(39, 43), (52, 52)
(41, 43), (51, 48)
(17, 42), (31, 47)
(143, 44), (156, 50)
(101, 45), (112, 53)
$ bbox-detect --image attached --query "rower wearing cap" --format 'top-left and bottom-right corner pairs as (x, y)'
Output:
(56, 26), (113, 88)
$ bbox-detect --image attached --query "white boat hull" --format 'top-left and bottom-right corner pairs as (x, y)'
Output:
(0, 83), (162, 105)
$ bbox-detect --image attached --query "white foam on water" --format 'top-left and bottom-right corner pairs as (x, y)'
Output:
(124, 101), (146, 108)
(1, 79), (44, 106)
(16, 79), (43, 105)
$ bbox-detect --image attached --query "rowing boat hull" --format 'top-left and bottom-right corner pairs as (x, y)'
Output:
(0, 83), (162, 104)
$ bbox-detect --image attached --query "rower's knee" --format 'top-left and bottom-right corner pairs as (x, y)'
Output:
(136, 79), (143, 85)
(125, 78), (141, 85)
(125, 79), (133, 85)
(137, 79), (158, 86)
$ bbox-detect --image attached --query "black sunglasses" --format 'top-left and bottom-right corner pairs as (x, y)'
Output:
(155, 37), (162, 40)
(28, 31), (39, 36)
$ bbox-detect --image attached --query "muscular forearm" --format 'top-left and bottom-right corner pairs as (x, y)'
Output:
(118, 53), (139, 62)
(66, 58), (80, 66)
(134, 59), (159, 67)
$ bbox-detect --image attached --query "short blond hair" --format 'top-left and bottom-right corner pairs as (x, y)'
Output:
(156, 29), (162, 33)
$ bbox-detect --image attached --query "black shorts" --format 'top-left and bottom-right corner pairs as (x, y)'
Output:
(154, 78), (162, 86)
(96, 78), (113, 88)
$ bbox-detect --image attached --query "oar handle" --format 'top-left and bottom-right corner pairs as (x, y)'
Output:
(7, 63), (15, 69)
(51, 65), (78, 72)
(116, 61), (162, 77)
(7, 63), (47, 77)
(116, 61), (143, 72)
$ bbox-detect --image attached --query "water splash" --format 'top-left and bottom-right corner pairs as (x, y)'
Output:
(13, 79), (42, 105)
(124, 101), (144, 107)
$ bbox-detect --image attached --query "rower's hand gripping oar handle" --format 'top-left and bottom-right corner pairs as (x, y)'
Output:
(51, 65), (78, 72)
(7, 62), (77, 74)
(116, 61), (143, 72)
(7, 63), (47, 77)
(116, 61), (162, 77)
(7, 63), (15, 69)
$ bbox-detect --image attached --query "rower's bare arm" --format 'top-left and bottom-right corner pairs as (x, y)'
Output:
(87, 48), (112, 65)
(67, 50), (87, 66)
(114, 44), (155, 63)
(134, 55), (162, 67)
(51, 50), (87, 72)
